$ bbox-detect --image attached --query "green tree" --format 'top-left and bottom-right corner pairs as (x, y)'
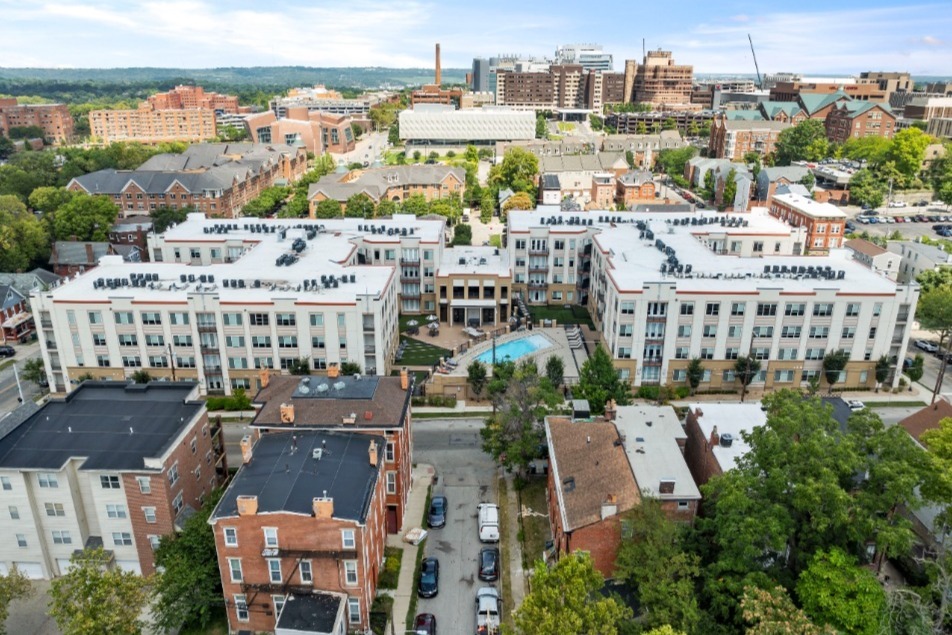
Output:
(615, 498), (701, 632)
(467, 361), (488, 399)
(150, 206), (190, 233)
(513, 552), (633, 635)
(376, 199), (398, 217)
(636, 121), (648, 134)
(230, 387), (252, 411)
(288, 357), (311, 375)
(686, 357), (704, 395)
(49, 547), (149, 635)
(480, 360), (561, 476)
(545, 355), (564, 388)
(388, 122), (400, 145)
(0, 135), (14, 160)
(733, 355), (761, 402)
(215, 124), (248, 142)
(452, 223), (472, 246)
(21, 358), (46, 387)
(344, 193), (376, 218)
(0, 194), (50, 271)
(873, 355), (891, 391)
(339, 360), (361, 375)
(489, 147), (539, 198)
(575, 345), (631, 415)
(401, 194), (429, 216)
(536, 114), (548, 139)
(775, 119), (830, 165)
(412, 149), (422, 162)
(27, 185), (75, 216)
(841, 136), (892, 164)
(53, 194), (118, 241)
(313, 198), (343, 219)
(916, 286), (952, 403)
(0, 566), (33, 635)
(7, 125), (45, 140)
(151, 490), (224, 632)
(796, 548), (886, 635)
(662, 117), (677, 131)
(130, 370), (151, 384)
(885, 128), (932, 186)
(589, 114), (604, 132)
(906, 354), (925, 390)
(480, 191), (496, 222)
(428, 197), (461, 224)
(848, 169), (886, 209)
(821, 349), (850, 394)
(800, 172), (816, 190)
(703, 170), (716, 201)
(931, 155), (952, 206)
(741, 586), (835, 635)
(657, 147), (697, 177)
(916, 267), (952, 294)
(350, 122), (363, 140)
(502, 191), (534, 213)
(721, 168), (738, 210)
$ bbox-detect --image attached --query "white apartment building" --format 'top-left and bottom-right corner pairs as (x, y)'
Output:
(887, 240), (952, 284)
(507, 207), (917, 390)
(33, 214), (448, 395)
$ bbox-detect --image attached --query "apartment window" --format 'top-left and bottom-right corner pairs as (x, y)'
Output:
(268, 559), (282, 583)
(3, 479), (14, 493)
(705, 302), (720, 316)
(276, 313), (296, 327)
(235, 595), (249, 622)
(386, 471), (397, 495)
(278, 335), (297, 348)
(344, 560), (358, 586)
(753, 241), (764, 253)
(385, 442), (395, 462)
(620, 302), (635, 315)
(672, 369), (687, 382)
(38, 473), (58, 488)
(300, 560), (313, 583)
(16, 534), (27, 548)
(228, 357), (249, 370)
(809, 326), (830, 339)
(813, 303), (834, 317)
(309, 313), (324, 327)
(680, 302), (694, 316)
(264, 528), (278, 548)
(168, 463), (179, 486)
(122, 355), (142, 368)
(845, 303), (860, 317)
(778, 348), (799, 361)
(136, 476), (151, 494)
(170, 312), (189, 325)
(255, 357), (274, 369)
(312, 335), (325, 349)
(118, 333), (138, 346)
(252, 335), (271, 348)
(173, 335), (193, 347)
(228, 558), (243, 583)
(805, 348), (825, 360)
(101, 474), (120, 489)
(87, 310), (103, 324)
(225, 336), (245, 348)
(675, 347), (689, 360)
(700, 348), (714, 360)
(781, 326), (801, 338)
(702, 324), (717, 338)
(112, 532), (133, 546)
(272, 595), (287, 619)
(646, 302), (666, 317)
(141, 312), (162, 325)
(106, 504), (127, 519)
(677, 325), (692, 338)
(348, 597), (360, 624)
(774, 370), (795, 382)
(873, 303), (882, 317)
(114, 312), (134, 325)
(338, 313), (346, 328)
(726, 325), (741, 338)
(224, 527), (238, 547)
(52, 530), (72, 545)
(9, 505), (19, 520)
(753, 326), (774, 338)
(618, 347), (632, 359)
(223, 313), (242, 326)
(93, 334), (107, 346)
(869, 327), (877, 339)
(643, 323), (662, 338)
(45, 502), (65, 517)
(753, 348), (770, 360)
(249, 313), (269, 326)
(143, 507), (157, 523)
(842, 327), (856, 339)
(785, 303), (806, 317)
(756, 303), (777, 317)
(730, 302), (745, 316)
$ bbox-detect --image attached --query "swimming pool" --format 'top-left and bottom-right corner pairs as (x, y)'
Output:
(475, 334), (552, 365)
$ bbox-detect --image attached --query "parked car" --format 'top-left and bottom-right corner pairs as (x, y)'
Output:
(428, 495), (447, 529)
(847, 400), (866, 412)
(903, 357), (914, 370)
(418, 558), (440, 598)
(0, 345), (14, 358)
(476, 587), (502, 635)
(478, 503), (500, 543)
(916, 340), (939, 353)
(888, 201), (907, 208)
(413, 613), (437, 635)
(857, 217), (869, 224)
(845, 222), (856, 232)
(478, 547), (500, 581)
(916, 200), (930, 207)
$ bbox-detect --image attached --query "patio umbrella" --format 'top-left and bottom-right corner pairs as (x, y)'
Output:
(426, 314), (438, 322)
(428, 321), (439, 330)
(406, 319), (419, 326)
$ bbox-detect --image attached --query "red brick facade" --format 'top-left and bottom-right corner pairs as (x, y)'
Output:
(825, 103), (896, 144)
(0, 97), (74, 142)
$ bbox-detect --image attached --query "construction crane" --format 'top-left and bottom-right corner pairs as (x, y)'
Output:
(748, 34), (763, 90)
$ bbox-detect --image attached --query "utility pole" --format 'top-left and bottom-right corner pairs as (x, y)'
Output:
(167, 343), (177, 381)
(13, 364), (24, 404)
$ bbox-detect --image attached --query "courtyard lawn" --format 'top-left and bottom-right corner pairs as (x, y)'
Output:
(398, 336), (450, 367)
(527, 304), (595, 328)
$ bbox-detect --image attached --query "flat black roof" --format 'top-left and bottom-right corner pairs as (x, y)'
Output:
(0, 382), (202, 472)
(212, 430), (383, 523)
(275, 592), (343, 634)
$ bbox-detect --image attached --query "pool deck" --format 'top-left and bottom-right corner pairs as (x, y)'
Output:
(443, 328), (580, 382)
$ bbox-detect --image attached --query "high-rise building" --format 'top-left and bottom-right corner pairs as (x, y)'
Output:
(554, 44), (614, 72)
(631, 50), (694, 108)
(471, 58), (490, 92)
(0, 98), (74, 143)
(146, 85), (245, 114)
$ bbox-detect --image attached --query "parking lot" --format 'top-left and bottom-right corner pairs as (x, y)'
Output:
(846, 202), (952, 241)
(413, 418), (501, 634)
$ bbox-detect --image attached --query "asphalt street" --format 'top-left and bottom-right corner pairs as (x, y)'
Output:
(412, 418), (498, 635)
(0, 341), (43, 419)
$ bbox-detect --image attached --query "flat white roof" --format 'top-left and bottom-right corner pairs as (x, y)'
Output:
(439, 246), (510, 277)
(772, 193), (848, 219)
(614, 405), (701, 500)
(686, 403), (767, 473)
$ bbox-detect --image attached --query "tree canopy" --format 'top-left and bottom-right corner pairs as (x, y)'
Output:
(574, 345), (631, 415)
(53, 193), (118, 241)
(313, 198), (343, 219)
(775, 120), (830, 165)
(796, 547), (886, 635)
(848, 169), (886, 209)
(0, 566), (33, 635)
(490, 147), (539, 199)
(0, 194), (49, 272)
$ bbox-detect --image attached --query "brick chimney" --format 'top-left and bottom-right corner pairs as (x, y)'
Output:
(328, 365), (340, 379)
(400, 367), (409, 391)
(260, 369), (270, 389)
(236, 495), (258, 516)
(313, 493), (334, 519)
(709, 424), (719, 447)
(604, 399), (617, 422)
(280, 403), (295, 424)
(85, 243), (94, 264)
(240, 434), (253, 464)
(368, 439), (378, 467)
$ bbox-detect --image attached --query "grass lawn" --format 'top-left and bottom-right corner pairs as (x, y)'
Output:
(527, 304), (594, 328)
(377, 546), (404, 589)
(518, 476), (551, 568)
(865, 400), (928, 408)
(398, 336), (450, 367)
(489, 234), (502, 248)
(557, 122), (576, 132)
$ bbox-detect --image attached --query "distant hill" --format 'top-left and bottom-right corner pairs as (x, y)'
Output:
(0, 66), (469, 90)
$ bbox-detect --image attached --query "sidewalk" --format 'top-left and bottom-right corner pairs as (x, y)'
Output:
(413, 401), (493, 414)
(386, 463), (435, 631)
(502, 473), (526, 612)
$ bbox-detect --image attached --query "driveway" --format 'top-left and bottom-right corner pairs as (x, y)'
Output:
(413, 418), (499, 634)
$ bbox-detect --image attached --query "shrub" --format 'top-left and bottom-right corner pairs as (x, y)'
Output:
(674, 386), (691, 399)
(636, 385), (660, 400)
(377, 547), (403, 589)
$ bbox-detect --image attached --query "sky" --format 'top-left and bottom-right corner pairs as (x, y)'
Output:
(1, 0), (951, 75)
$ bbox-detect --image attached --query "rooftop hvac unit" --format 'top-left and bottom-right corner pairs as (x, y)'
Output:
(720, 433), (734, 447)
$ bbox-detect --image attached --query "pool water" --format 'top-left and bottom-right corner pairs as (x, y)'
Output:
(476, 334), (551, 365)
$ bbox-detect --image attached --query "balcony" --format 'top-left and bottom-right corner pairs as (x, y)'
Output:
(400, 273), (421, 282)
(528, 264), (548, 273)
(528, 281), (548, 290)
(402, 288), (421, 298)
(40, 320), (53, 329)
(197, 323), (217, 333)
(45, 340), (57, 350)
(528, 248), (549, 256)
(400, 257), (420, 265)
(362, 318), (375, 331)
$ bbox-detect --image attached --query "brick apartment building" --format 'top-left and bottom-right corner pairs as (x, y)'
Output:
(246, 109), (357, 155)
(545, 402), (700, 577)
(769, 81), (889, 103)
(825, 101), (896, 144)
(89, 107), (218, 144)
(308, 165), (465, 214)
(0, 381), (225, 578)
(209, 429), (386, 633)
(627, 50), (694, 109)
(709, 117), (791, 160)
(495, 66), (625, 110)
(0, 97), (74, 143)
(67, 143), (308, 218)
(616, 170), (656, 207)
(683, 403), (766, 486)
(250, 369), (413, 534)
(147, 85), (245, 114)
(108, 216), (154, 262)
(768, 192), (847, 254)
(591, 174), (615, 209)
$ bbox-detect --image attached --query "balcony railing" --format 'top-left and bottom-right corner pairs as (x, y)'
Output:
(528, 265), (548, 273)
(528, 248), (549, 256)
(528, 281), (548, 289)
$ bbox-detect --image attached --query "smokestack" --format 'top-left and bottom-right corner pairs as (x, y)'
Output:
(435, 43), (442, 86)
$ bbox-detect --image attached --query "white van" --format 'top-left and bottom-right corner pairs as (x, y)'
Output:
(477, 503), (500, 543)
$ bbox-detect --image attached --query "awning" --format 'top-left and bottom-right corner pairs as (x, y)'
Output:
(450, 299), (497, 308)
